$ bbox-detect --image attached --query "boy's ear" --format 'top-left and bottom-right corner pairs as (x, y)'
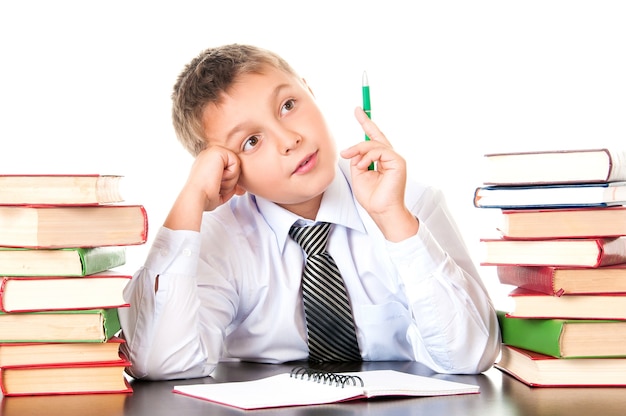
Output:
(302, 78), (315, 97)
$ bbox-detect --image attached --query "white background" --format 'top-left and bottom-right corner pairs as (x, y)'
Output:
(1, 1), (625, 311)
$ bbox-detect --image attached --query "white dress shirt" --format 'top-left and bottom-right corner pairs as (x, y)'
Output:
(119, 162), (500, 380)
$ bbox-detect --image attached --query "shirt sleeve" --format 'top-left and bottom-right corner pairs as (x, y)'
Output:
(119, 227), (221, 380)
(386, 186), (501, 374)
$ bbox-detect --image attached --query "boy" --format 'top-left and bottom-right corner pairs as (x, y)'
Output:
(119, 44), (500, 380)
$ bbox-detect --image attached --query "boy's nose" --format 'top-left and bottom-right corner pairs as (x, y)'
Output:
(277, 131), (302, 155)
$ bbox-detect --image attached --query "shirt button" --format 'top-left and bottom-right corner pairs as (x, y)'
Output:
(159, 248), (169, 257)
(182, 248), (191, 257)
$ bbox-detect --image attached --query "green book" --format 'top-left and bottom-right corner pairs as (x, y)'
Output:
(0, 246), (126, 276)
(497, 310), (626, 358)
(0, 308), (121, 343)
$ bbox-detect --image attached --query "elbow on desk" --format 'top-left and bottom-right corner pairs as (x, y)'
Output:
(456, 317), (502, 374)
(454, 313), (502, 374)
(419, 313), (501, 375)
(125, 354), (216, 381)
(120, 338), (216, 381)
(474, 336), (502, 374)
(433, 337), (501, 375)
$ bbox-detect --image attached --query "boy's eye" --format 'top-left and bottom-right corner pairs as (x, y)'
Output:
(242, 135), (260, 151)
(280, 99), (296, 115)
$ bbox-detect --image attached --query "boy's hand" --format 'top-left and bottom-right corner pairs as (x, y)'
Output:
(189, 145), (244, 211)
(340, 107), (419, 242)
(164, 145), (245, 231)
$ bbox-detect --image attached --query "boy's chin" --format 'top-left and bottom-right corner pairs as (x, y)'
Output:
(254, 168), (336, 205)
(266, 190), (326, 206)
(268, 181), (332, 208)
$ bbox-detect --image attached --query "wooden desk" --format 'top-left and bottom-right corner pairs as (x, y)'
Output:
(2, 361), (626, 415)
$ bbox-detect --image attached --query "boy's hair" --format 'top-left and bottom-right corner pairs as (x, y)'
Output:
(171, 44), (299, 156)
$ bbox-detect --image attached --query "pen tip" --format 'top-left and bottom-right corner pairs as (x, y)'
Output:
(362, 71), (369, 86)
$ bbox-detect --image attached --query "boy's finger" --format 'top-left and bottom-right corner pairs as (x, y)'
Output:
(353, 107), (391, 146)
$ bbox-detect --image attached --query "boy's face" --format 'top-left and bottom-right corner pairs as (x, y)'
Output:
(201, 66), (337, 216)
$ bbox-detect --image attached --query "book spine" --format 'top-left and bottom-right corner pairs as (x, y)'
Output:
(139, 205), (149, 243)
(102, 308), (122, 341)
(0, 277), (8, 312)
(597, 237), (626, 267)
(497, 311), (564, 357)
(0, 370), (7, 396)
(606, 148), (626, 182)
(80, 247), (127, 275)
(496, 266), (559, 296)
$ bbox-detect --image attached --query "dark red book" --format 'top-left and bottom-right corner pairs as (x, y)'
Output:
(496, 264), (626, 296)
(0, 355), (132, 396)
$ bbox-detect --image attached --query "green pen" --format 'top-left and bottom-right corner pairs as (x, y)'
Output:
(362, 71), (374, 170)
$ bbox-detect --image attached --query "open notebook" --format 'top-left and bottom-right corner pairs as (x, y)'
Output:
(173, 367), (479, 410)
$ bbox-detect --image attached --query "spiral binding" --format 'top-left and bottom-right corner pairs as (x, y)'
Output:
(289, 366), (364, 388)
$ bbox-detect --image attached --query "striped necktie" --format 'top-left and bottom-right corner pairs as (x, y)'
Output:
(289, 222), (362, 362)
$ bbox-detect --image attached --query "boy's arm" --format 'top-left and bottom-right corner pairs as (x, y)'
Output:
(119, 228), (218, 380)
(340, 107), (419, 242)
(120, 146), (244, 380)
(343, 111), (499, 373)
(156, 145), (244, 292)
(120, 225), (241, 380)
(390, 187), (500, 374)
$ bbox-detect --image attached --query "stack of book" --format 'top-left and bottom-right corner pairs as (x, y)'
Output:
(474, 148), (626, 387)
(0, 174), (148, 396)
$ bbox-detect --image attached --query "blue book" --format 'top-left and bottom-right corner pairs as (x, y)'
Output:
(473, 181), (626, 209)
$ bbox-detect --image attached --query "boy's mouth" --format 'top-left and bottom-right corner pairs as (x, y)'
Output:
(293, 151), (318, 174)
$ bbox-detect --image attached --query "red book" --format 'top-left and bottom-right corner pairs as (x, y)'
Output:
(0, 355), (132, 396)
(0, 272), (131, 312)
(480, 236), (626, 267)
(495, 345), (626, 387)
(0, 205), (148, 248)
(0, 388), (128, 415)
(0, 337), (125, 367)
(496, 264), (626, 296)
(498, 206), (626, 239)
(508, 287), (626, 320)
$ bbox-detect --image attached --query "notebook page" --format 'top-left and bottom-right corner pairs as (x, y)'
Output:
(357, 370), (479, 397)
(173, 373), (364, 410)
(173, 370), (479, 410)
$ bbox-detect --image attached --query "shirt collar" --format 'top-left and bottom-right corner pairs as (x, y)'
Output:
(254, 162), (367, 254)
